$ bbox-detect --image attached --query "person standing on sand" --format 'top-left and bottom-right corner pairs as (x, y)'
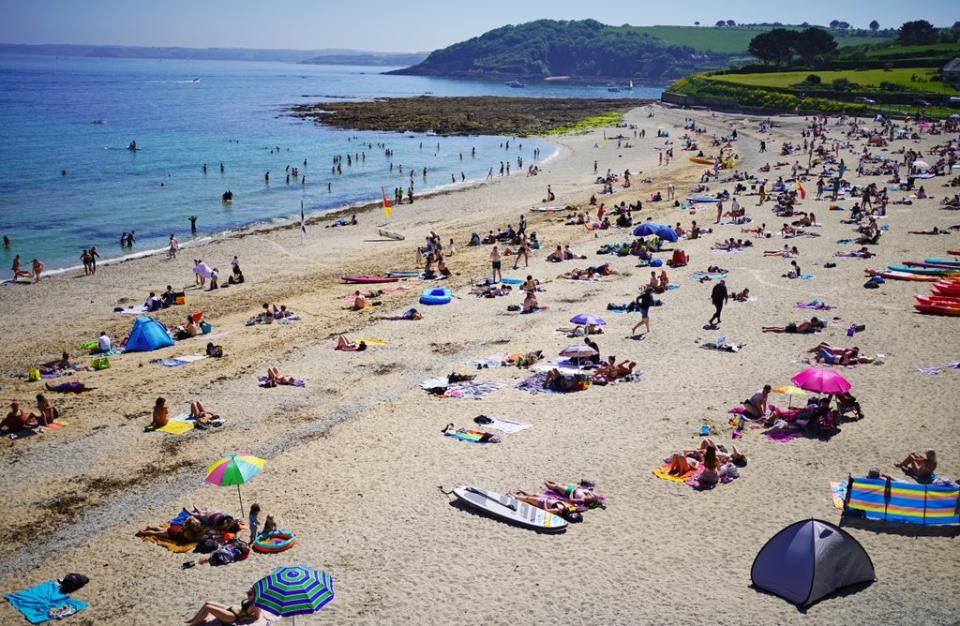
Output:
(31, 259), (42, 283)
(168, 235), (179, 259)
(631, 286), (654, 337)
(709, 279), (728, 326)
(513, 236), (529, 270)
(88, 246), (100, 274)
(490, 246), (502, 282)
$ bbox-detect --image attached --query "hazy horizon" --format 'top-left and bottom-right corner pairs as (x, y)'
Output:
(0, 0), (957, 53)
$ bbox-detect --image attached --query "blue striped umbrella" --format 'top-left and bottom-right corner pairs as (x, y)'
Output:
(253, 566), (333, 622)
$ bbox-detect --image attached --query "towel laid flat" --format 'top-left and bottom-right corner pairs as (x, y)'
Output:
(139, 534), (198, 553)
(4, 580), (88, 624)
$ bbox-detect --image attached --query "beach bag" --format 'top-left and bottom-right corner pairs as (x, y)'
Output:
(58, 573), (89, 594)
(28, 368), (41, 382)
(175, 295), (186, 305)
(200, 321), (212, 334)
(91, 357), (111, 370)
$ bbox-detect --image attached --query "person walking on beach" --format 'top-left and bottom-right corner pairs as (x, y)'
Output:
(168, 234), (179, 259)
(31, 258), (43, 283)
(709, 279), (728, 326)
(490, 246), (502, 282)
(88, 246), (100, 274)
(189, 216), (198, 234)
(512, 236), (529, 270)
(631, 286), (654, 337)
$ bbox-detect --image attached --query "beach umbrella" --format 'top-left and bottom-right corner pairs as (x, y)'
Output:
(912, 160), (930, 170)
(205, 452), (265, 517)
(654, 226), (679, 243)
(772, 384), (808, 408)
(790, 369), (851, 395)
(633, 222), (668, 237)
(949, 113), (959, 120)
(569, 313), (606, 327)
(559, 345), (598, 358)
(253, 566), (333, 625)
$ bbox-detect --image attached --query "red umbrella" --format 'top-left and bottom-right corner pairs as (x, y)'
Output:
(790, 369), (851, 395)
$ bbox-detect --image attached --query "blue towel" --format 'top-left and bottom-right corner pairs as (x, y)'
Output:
(4, 580), (88, 624)
(169, 509), (191, 526)
(500, 278), (523, 285)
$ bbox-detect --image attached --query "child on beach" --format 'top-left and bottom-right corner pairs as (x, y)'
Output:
(249, 503), (261, 543)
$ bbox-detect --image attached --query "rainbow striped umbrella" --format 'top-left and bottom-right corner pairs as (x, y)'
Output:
(253, 566), (334, 624)
(205, 452), (265, 517)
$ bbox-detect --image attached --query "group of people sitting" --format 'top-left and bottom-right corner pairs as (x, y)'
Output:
(149, 397), (221, 430)
(546, 245), (587, 262)
(247, 303), (297, 325)
(665, 439), (747, 486)
(2, 394), (59, 435)
(143, 285), (182, 312)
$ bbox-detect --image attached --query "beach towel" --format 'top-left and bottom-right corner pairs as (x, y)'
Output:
(156, 420), (194, 435)
(831, 481), (847, 510)
(356, 338), (388, 345)
(139, 534), (198, 553)
(478, 417), (531, 434)
(160, 354), (208, 367)
(796, 300), (834, 310)
(118, 305), (149, 315)
(441, 381), (502, 399)
(257, 376), (305, 387)
(689, 272), (727, 281)
(653, 463), (697, 484)
(917, 367), (943, 375)
(500, 278), (524, 285)
(4, 580), (88, 624)
(468, 355), (507, 369)
(443, 428), (499, 444)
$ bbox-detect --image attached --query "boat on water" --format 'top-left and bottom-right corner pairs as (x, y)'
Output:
(608, 80), (634, 93)
(505, 80), (525, 88)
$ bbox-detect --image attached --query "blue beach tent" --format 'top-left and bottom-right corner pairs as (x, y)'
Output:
(125, 316), (174, 352)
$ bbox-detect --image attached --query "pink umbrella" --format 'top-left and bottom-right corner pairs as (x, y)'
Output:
(559, 345), (598, 358)
(790, 369), (851, 395)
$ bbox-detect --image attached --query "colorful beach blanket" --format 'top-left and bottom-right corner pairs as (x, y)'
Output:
(653, 463), (696, 484)
(443, 428), (499, 444)
(3, 580), (88, 624)
(139, 534), (198, 553)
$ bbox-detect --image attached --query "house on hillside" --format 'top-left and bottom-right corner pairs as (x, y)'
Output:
(944, 58), (960, 87)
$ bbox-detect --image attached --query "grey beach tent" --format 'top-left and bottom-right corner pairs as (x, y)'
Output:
(751, 519), (875, 606)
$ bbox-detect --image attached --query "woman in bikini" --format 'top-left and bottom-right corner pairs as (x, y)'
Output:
(543, 481), (600, 506)
(185, 589), (260, 626)
(29, 393), (58, 427)
(513, 491), (583, 523)
(762, 317), (824, 334)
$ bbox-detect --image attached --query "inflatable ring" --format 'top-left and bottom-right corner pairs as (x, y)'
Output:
(420, 288), (452, 305)
(252, 530), (297, 553)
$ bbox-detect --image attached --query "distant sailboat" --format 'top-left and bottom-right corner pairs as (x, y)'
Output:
(608, 80), (634, 93)
(505, 80), (525, 88)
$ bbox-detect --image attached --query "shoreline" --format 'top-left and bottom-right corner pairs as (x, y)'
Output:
(33, 144), (563, 274)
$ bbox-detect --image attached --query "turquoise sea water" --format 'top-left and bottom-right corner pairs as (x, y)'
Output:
(0, 55), (663, 270)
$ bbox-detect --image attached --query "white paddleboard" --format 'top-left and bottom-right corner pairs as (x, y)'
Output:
(453, 485), (567, 532)
(530, 206), (569, 213)
(378, 228), (405, 240)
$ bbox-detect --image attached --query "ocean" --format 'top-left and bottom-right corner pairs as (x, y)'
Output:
(0, 55), (664, 271)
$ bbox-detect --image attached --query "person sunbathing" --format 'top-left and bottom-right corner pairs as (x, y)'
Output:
(521, 291), (540, 313)
(742, 385), (771, 419)
(563, 245), (587, 260)
(513, 491), (583, 523)
(1, 401), (35, 434)
(592, 356), (635, 383)
(671, 444), (720, 485)
(352, 291), (367, 311)
(42, 351), (72, 371)
(137, 516), (203, 542)
(834, 247), (874, 258)
(907, 227), (946, 235)
(184, 589), (260, 626)
(731, 288), (750, 302)
(544, 368), (577, 391)
(543, 480), (601, 506)
(45, 381), (95, 393)
(658, 270), (669, 291)
(400, 307), (422, 320)
(895, 450), (937, 481)
(190, 400), (219, 427)
(27, 393), (58, 427)
(335, 335), (367, 351)
(546, 245), (564, 262)
(762, 317), (824, 334)
(264, 367), (295, 386)
(151, 397), (169, 429)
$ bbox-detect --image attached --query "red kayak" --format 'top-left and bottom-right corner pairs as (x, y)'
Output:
(948, 250), (960, 256)
(916, 295), (960, 305)
(341, 275), (400, 284)
(932, 284), (960, 297)
(914, 303), (960, 316)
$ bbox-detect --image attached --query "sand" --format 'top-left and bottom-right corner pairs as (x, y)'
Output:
(0, 104), (959, 625)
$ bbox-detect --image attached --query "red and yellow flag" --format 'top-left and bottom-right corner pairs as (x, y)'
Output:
(796, 180), (806, 200)
(381, 187), (391, 219)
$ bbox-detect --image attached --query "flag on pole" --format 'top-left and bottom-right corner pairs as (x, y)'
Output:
(795, 180), (806, 200)
(300, 201), (306, 233)
(381, 187), (391, 219)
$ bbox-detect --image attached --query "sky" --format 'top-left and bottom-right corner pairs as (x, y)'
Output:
(0, 0), (956, 52)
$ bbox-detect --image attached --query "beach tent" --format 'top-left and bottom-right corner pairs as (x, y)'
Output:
(125, 316), (174, 352)
(751, 519), (874, 607)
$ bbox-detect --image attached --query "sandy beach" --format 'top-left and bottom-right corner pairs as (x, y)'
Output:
(1, 103), (959, 625)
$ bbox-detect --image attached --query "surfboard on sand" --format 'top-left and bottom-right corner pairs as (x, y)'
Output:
(530, 206), (570, 213)
(341, 275), (399, 284)
(378, 228), (405, 240)
(452, 485), (567, 533)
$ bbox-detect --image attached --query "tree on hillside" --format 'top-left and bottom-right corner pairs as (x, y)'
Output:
(793, 27), (838, 63)
(747, 29), (797, 65)
(726, 20), (736, 27)
(897, 20), (937, 45)
(694, 21), (700, 26)
(869, 20), (880, 32)
(715, 20), (726, 27)
(837, 21), (850, 30)
(829, 20), (840, 29)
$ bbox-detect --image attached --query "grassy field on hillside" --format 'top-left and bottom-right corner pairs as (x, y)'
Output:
(706, 67), (958, 94)
(634, 25), (890, 53)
